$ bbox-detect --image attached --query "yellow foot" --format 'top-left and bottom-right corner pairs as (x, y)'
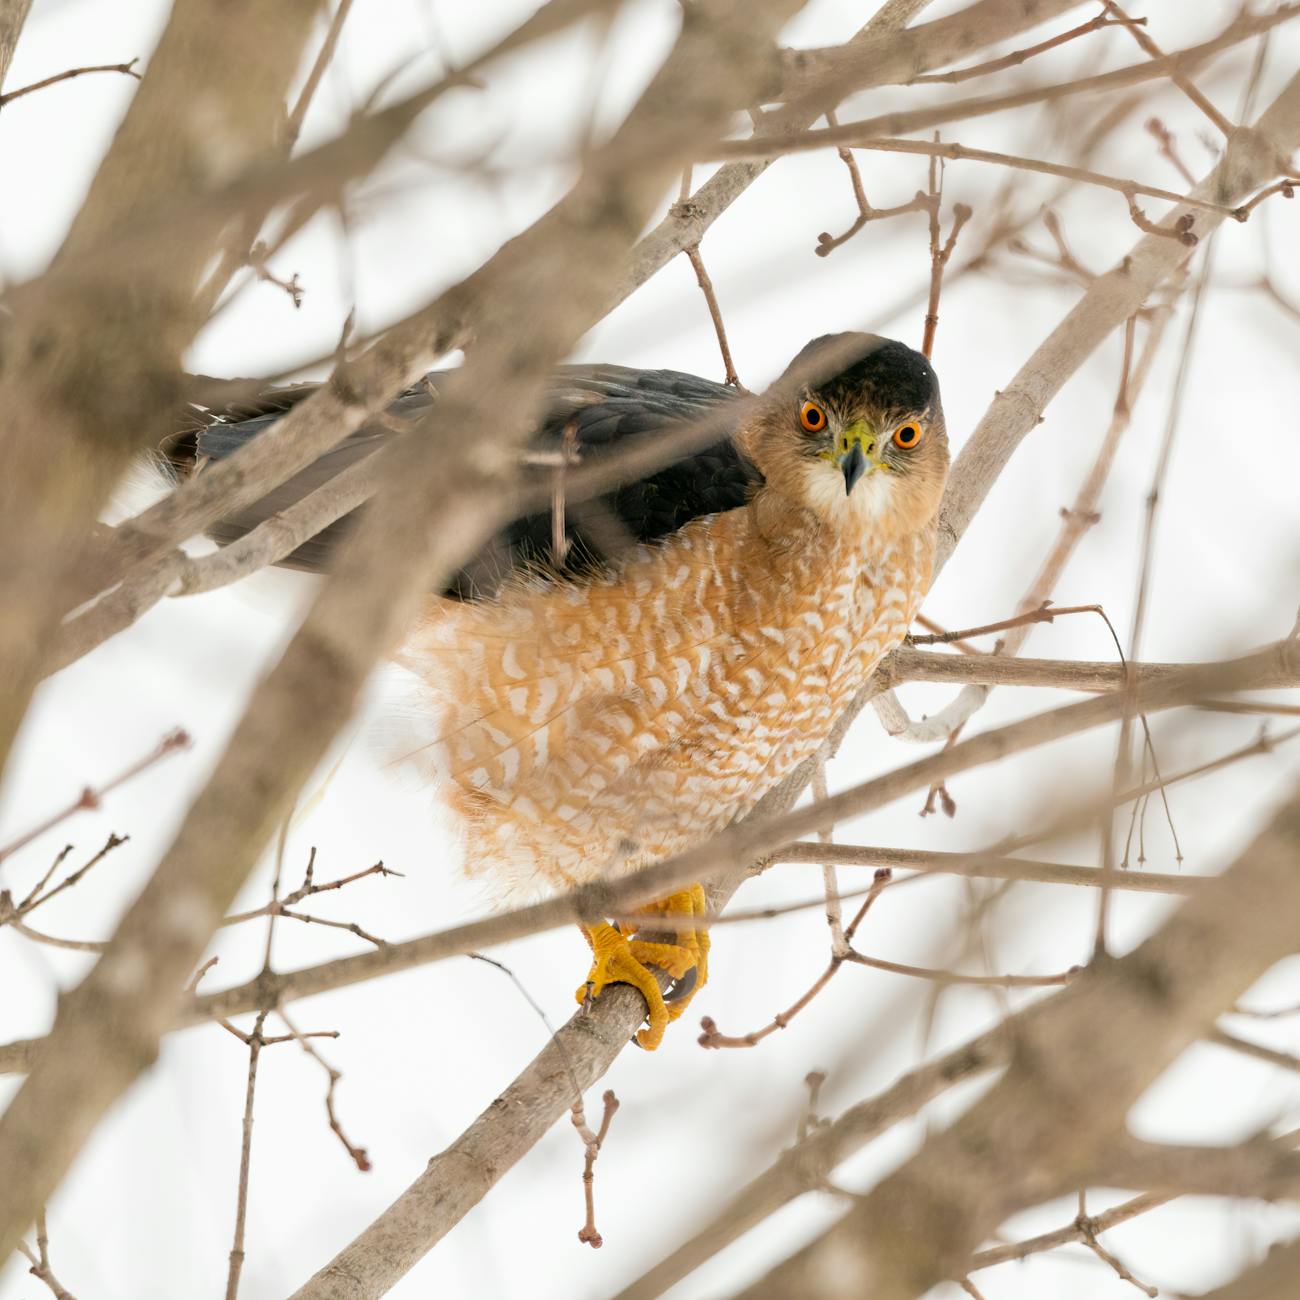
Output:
(575, 884), (711, 1051)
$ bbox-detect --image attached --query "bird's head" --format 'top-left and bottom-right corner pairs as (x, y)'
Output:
(744, 333), (949, 538)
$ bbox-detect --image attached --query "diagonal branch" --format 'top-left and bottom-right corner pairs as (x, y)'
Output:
(0, 0), (327, 779)
(0, 0), (34, 90)
(736, 783), (1300, 1299)
(0, 0), (810, 1267)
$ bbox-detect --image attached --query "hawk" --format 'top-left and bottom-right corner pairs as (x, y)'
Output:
(169, 333), (949, 1048)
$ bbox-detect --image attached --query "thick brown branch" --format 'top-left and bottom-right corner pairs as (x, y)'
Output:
(734, 783), (1300, 1299)
(0, 0), (35, 91)
(0, 0), (325, 782)
(0, 0), (808, 1268)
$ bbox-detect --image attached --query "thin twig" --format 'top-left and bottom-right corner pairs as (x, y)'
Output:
(1102, 0), (1233, 137)
(14, 844), (74, 913)
(913, 612), (984, 657)
(220, 858), (398, 927)
(1076, 1193), (1159, 1297)
(186, 955), (220, 994)
(921, 136), (972, 357)
(843, 949), (1077, 988)
(224, 1008), (268, 1300)
(714, 131), (1291, 230)
(1097, 194), (1221, 956)
(1146, 115), (1196, 187)
(971, 1192), (1172, 1269)
(911, 12), (1143, 85)
(0, 57), (139, 107)
(17, 1210), (77, 1300)
(1236, 176), (1297, 217)
(0, 729), (188, 865)
(699, 870), (891, 1049)
(279, 1007), (372, 1172)
(571, 1089), (620, 1248)
(815, 107), (930, 255)
(681, 239), (744, 389)
(908, 602), (1100, 646)
(13, 833), (128, 918)
(812, 757), (847, 958)
(247, 240), (303, 307)
(285, 0), (355, 148)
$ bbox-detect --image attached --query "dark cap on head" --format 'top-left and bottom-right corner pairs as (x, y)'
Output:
(778, 332), (939, 416)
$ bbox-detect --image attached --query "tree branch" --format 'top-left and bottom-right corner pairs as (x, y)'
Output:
(734, 783), (1300, 1298)
(0, 0), (805, 1264)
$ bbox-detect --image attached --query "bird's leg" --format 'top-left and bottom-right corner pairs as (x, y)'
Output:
(577, 921), (670, 1050)
(629, 883), (710, 1019)
(576, 884), (710, 1051)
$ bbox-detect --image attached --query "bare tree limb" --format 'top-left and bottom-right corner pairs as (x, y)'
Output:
(888, 645), (1300, 691)
(614, 1023), (1014, 1300)
(0, 0), (327, 777)
(0, 0), (33, 90)
(0, 0), (808, 1266)
(734, 783), (1300, 1299)
(1190, 1237), (1300, 1300)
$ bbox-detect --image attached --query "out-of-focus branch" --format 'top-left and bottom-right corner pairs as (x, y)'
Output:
(613, 1021), (1015, 1300)
(48, 454), (384, 675)
(284, 648), (875, 1300)
(936, 67), (1300, 566)
(37, 0), (623, 612)
(0, 640), (1290, 1081)
(910, 10), (1141, 85)
(1094, 1135), (1300, 1201)
(763, 133), (1277, 223)
(710, 7), (1300, 177)
(0, 0), (33, 90)
(1190, 1237), (1300, 1300)
(0, 728), (186, 865)
(888, 645), (1300, 692)
(0, 0), (326, 781)
(0, 0), (808, 1268)
(736, 784), (1300, 1299)
(609, 0), (1104, 313)
(772, 843), (1202, 895)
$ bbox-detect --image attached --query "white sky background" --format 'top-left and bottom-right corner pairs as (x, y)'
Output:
(2, 1), (1300, 1297)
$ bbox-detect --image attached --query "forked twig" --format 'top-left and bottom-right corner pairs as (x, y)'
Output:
(17, 1210), (78, 1300)
(921, 135), (972, 358)
(571, 1089), (620, 1248)
(815, 108), (930, 256)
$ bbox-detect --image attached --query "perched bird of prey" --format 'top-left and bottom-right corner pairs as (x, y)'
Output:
(169, 333), (949, 1048)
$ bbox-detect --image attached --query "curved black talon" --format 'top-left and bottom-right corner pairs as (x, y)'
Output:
(664, 965), (698, 1004)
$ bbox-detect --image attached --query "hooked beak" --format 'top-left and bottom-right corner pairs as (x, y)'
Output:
(841, 444), (867, 496)
(835, 420), (885, 496)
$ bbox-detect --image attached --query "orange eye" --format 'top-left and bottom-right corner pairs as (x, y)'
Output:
(892, 421), (923, 450)
(799, 400), (827, 433)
